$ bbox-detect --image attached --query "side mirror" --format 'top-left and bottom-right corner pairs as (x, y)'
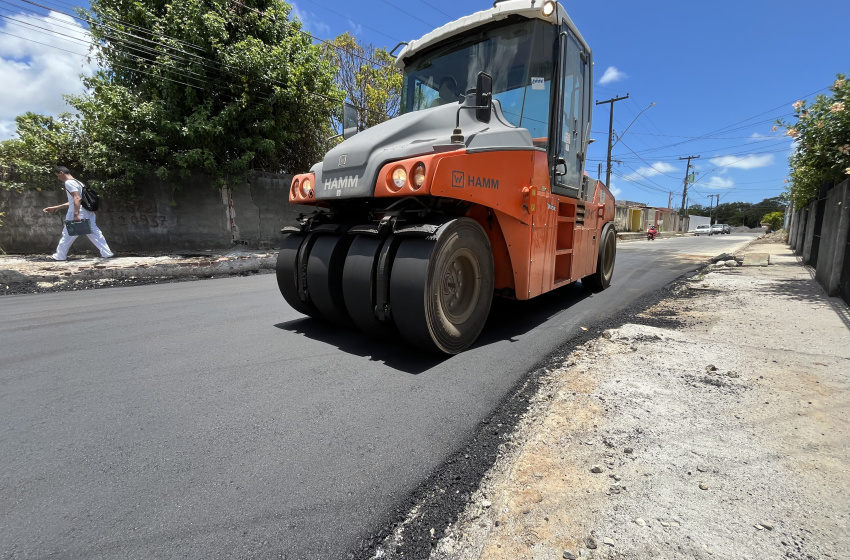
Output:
(343, 102), (358, 140)
(475, 72), (492, 123)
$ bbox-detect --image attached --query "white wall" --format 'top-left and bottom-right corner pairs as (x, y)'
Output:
(687, 215), (711, 231)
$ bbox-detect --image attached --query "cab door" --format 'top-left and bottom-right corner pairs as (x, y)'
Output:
(551, 26), (589, 198)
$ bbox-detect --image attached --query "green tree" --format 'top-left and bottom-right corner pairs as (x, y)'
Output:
(323, 32), (402, 132)
(762, 211), (784, 231)
(687, 203), (710, 217)
(0, 113), (87, 191)
(688, 197), (786, 226)
(777, 74), (850, 209)
(1, 0), (340, 194)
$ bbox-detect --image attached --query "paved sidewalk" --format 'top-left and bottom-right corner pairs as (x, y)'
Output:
(0, 249), (277, 288)
(425, 239), (850, 560)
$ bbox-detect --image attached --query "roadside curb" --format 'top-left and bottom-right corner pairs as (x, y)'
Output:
(0, 253), (277, 285)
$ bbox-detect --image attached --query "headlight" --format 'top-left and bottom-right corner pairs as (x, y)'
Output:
(391, 167), (407, 189)
(542, 0), (555, 16)
(412, 163), (426, 189)
(301, 178), (313, 198)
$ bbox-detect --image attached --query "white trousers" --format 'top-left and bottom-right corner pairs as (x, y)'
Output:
(54, 213), (114, 259)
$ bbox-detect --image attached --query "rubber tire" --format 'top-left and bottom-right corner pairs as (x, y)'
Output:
(276, 233), (318, 317)
(342, 235), (396, 336)
(582, 223), (616, 292)
(306, 234), (354, 325)
(390, 218), (494, 354)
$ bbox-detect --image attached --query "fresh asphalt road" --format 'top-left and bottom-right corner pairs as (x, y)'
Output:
(0, 233), (756, 559)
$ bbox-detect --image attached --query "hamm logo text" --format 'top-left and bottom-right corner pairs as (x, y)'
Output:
(323, 175), (359, 190)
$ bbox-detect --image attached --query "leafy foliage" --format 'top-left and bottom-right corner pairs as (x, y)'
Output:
(687, 196), (787, 227)
(323, 32), (402, 132)
(777, 74), (850, 209)
(0, 113), (87, 191)
(1, 0), (340, 194)
(761, 211), (784, 231)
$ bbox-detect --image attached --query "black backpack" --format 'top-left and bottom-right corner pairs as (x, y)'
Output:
(81, 186), (100, 212)
(67, 180), (100, 211)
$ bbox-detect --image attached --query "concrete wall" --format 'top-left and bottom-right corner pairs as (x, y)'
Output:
(802, 200), (818, 266)
(0, 173), (300, 254)
(794, 208), (808, 256)
(814, 180), (850, 298)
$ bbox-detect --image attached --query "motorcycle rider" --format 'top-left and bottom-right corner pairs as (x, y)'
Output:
(647, 224), (658, 240)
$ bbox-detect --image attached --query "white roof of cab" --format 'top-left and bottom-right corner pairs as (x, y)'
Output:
(395, 0), (588, 70)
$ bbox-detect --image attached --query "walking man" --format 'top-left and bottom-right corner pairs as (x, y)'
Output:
(43, 166), (114, 260)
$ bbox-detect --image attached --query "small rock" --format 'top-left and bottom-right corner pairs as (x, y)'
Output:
(699, 483), (709, 490)
(624, 447), (633, 454)
(760, 523), (774, 531)
(563, 551), (577, 560)
(724, 259), (738, 267)
(603, 538), (615, 546)
(727, 371), (740, 378)
(482, 500), (492, 508)
(706, 364), (717, 372)
(660, 521), (670, 527)
(754, 524), (763, 531)
(612, 474), (622, 481)
(634, 518), (646, 526)
(696, 465), (709, 473)
(585, 536), (597, 549)
(591, 465), (603, 473)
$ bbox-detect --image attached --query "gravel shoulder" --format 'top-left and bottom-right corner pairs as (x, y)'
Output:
(427, 239), (850, 560)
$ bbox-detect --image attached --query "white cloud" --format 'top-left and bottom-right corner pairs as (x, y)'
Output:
(709, 154), (775, 170)
(607, 179), (622, 199)
(701, 176), (735, 189)
(347, 21), (363, 36)
(290, 3), (332, 37)
(0, 11), (95, 140)
(598, 66), (626, 85)
(624, 161), (676, 181)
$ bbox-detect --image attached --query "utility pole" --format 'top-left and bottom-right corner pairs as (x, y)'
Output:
(596, 94), (629, 190)
(668, 191), (673, 209)
(679, 155), (700, 215)
(708, 194), (714, 224)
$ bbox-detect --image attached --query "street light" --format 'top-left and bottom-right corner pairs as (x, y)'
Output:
(612, 102), (656, 148)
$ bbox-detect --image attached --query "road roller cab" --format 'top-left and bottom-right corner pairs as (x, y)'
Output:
(278, 0), (616, 354)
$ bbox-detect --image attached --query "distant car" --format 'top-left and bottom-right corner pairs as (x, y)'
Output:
(694, 224), (711, 236)
(711, 224), (724, 235)
(721, 224), (731, 234)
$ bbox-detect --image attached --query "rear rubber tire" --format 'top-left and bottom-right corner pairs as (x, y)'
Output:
(306, 234), (354, 325)
(582, 223), (616, 292)
(276, 233), (319, 317)
(390, 218), (494, 354)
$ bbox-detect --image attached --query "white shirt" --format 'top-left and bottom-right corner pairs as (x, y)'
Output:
(64, 179), (94, 221)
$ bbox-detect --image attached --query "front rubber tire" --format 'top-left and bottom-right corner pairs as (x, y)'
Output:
(276, 233), (319, 318)
(390, 218), (495, 354)
(306, 234), (354, 325)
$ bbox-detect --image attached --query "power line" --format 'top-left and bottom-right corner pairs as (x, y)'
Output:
(380, 0), (438, 27)
(0, 26), (85, 55)
(416, 0), (452, 18)
(300, 0), (404, 44)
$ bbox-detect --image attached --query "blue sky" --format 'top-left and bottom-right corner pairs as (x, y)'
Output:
(2, 0), (849, 209)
